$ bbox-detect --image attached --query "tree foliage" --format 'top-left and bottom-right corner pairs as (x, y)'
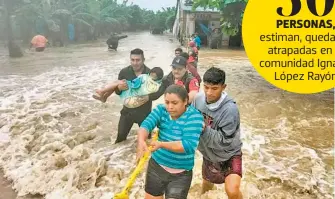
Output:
(3, 0), (176, 37)
(192, 0), (247, 36)
(150, 6), (175, 33)
(0, 0), (176, 57)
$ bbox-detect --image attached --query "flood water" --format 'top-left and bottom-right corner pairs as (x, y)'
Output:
(0, 32), (333, 199)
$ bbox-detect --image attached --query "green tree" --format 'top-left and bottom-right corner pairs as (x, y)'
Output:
(165, 15), (175, 32)
(150, 6), (176, 33)
(0, 0), (177, 57)
(127, 5), (144, 30)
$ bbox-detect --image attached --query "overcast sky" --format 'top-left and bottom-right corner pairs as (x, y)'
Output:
(125, 0), (177, 11)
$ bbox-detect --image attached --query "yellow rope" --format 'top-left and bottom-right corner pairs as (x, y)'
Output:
(113, 130), (158, 199)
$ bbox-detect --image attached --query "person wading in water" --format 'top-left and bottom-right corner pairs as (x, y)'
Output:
(192, 67), (243, 199)
(137, 84), (204, 199)
(106, 33), (128, 51)
(112, 48), (161, 143)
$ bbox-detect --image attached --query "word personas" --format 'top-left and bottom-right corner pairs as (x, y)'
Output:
(242, 0), (335, 94)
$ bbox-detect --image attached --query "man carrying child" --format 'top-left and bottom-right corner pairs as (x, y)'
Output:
(93, 67), (163, 108)
(95, 48), (163, 143)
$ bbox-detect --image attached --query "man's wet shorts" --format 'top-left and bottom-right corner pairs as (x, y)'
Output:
(202, 154), (242, 184)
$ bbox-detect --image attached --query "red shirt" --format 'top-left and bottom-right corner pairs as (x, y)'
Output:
(188, 47), (198, 62)
(31, 35), (48, 48)
(192, 47), (198, 54)
(176, 78), (200, 92)
(188, 56), (196, 63)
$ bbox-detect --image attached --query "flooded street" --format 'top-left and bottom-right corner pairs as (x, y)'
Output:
(0, 32), (333, 199)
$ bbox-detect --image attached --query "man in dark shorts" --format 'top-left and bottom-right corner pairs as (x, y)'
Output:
(112, 48), (160, 143)
(106, 33), (128, 51)
(192, 67), (243, 199)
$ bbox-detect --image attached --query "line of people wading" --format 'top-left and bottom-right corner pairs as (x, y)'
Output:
(28, 31), (243, 198)
(93, 45), (243, 199)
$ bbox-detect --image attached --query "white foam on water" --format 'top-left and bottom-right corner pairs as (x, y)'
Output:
(0, 132), (10, 143)
(242, 117), (334, 199)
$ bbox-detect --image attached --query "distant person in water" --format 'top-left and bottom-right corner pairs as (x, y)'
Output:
(193, 32), (201, 50)
(30, 34), (49, 52)
(93, 67), (164, 108)
(106, 33), (128, 51)
(188, 41), (198, 65)
(210, 28), (223, 49)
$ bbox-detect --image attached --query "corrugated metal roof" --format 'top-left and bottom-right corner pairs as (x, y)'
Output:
(180, 0), (220, 12)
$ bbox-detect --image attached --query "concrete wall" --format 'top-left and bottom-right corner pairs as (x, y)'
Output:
(184, 12), (230, 47)
(186, 13), (195, 36)
(209, 21), (220, 31)
(174, 7), (233, 47)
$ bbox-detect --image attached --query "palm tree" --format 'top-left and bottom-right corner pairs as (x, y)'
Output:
(1, 0), (178, 50)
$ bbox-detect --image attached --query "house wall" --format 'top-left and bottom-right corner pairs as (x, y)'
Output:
(172, 5), (180, 38)
(174, 4), (234, 47)
(183, 12), (214, 36)
(178, 8), (187, 40)
(209, 21), (220, 31)
(182, 12), (230, 47)
(186, 13), (195, 36)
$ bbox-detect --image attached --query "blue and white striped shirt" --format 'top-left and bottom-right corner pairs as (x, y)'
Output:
(141, 104), (204, 170)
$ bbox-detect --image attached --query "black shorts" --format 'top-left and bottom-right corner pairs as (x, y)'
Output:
(145, 158), (193, 199)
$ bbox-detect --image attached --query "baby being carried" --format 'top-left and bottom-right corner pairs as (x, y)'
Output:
(93, 67), (164, 108)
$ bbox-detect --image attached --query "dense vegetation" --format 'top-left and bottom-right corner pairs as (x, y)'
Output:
(0, 0), (176, 57)
(192, 0), (247, 36)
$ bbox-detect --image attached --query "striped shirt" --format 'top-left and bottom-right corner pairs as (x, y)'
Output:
(141, 104), (204, 170)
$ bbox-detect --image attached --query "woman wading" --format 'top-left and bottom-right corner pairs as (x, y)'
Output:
(136, 85), (204, 199)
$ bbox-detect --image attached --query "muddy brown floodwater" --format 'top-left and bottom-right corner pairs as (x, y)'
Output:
(0, 32), (333, 199)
